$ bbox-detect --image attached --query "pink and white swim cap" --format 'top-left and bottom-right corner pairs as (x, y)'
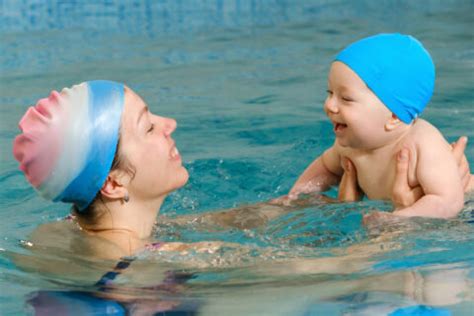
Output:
(12, 80), (125, 210)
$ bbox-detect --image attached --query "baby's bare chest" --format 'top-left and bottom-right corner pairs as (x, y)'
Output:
(341, 148), (418, 201)
(354, 157), (397, 200)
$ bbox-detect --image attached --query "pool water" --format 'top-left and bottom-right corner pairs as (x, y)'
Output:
(1, 1), (473, 315)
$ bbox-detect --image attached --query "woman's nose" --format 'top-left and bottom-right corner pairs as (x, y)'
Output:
(163, 117), (177, 136)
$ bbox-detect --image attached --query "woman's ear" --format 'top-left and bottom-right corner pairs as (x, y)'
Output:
(385, 113), (404, 131)
(100, 169), (131, 200)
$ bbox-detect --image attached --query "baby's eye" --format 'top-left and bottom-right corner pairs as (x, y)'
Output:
(326, 89), (333, 95)
(342, 96), (354, 102)
(147, 124), (155, 133)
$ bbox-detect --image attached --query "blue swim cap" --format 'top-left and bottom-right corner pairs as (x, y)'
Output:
(335, 33), (435, 123)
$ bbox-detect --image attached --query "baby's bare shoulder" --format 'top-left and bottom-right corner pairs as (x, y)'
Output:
(411, 118), (441, 134)
(408, 119), (450, 148)
(394, 119), (450, 166)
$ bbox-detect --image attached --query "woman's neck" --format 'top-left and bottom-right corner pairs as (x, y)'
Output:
(79, 196), (165, 240)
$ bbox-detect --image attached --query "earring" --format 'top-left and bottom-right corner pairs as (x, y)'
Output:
(123, 193), (130, 203)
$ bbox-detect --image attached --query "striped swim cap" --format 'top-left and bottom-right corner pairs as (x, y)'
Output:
(13, 80), (125, 210)
(335, 33), (435, 123)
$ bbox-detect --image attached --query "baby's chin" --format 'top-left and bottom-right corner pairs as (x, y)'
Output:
(336, 137), (368, 150)
(335, 137), (352, 148)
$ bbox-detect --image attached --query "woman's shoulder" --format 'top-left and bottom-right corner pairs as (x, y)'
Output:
(29, 217), (128, 260)
(29, 218), (80, 248)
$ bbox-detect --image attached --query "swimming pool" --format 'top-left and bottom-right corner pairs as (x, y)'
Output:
(1, 0), (473, 314)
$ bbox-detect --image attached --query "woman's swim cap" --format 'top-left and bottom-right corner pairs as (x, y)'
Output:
(12, 80), (125, 210)
(335, 33), (435, 123)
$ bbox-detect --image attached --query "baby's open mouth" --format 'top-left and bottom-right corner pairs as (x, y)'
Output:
(334, 122), (347, 132)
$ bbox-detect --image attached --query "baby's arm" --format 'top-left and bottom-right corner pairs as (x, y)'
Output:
(393, 134), (464, 218)
(289, 142), (343, 198)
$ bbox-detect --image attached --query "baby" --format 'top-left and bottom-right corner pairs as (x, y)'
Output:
(290, 33), (464, 218)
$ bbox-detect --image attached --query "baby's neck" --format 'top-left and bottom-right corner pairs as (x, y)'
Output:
(352, 124), (412, 156)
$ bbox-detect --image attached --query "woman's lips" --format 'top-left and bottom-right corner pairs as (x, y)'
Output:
(171, 146), (180, 159)
(170, 142), (181, 161)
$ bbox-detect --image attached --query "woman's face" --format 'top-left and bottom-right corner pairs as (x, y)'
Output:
(118, 87), (188, 201)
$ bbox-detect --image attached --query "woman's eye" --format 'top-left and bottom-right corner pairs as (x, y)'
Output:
(147, 124), (155, 133)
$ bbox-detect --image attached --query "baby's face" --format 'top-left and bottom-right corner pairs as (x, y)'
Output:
(324, 61), (393, 149)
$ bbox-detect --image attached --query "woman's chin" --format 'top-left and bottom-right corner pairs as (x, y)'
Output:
(176, 167), (190, 188)
(158, 168), (189, 196)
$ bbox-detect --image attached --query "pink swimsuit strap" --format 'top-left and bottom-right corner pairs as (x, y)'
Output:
(64, 214), (76, 222)
(145, 241), (165, 251)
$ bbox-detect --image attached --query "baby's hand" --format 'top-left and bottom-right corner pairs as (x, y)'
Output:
(269, 195), (293, 206)
(287, 182), (322, 201)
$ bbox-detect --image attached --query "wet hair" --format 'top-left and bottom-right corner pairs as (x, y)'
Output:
(71, 134), (136, 225)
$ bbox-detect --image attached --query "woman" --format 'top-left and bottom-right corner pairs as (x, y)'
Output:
(13, 81), (226, 261)
(13, 80), (472, 260)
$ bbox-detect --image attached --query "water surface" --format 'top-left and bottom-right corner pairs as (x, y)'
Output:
(1, 1), (473, 315)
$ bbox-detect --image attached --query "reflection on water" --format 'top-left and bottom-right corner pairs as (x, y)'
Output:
(1, 0), (473, 315)
(27, 269), (200, 315)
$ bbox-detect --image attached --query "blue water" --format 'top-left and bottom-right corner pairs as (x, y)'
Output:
(1, 1), (473, 315)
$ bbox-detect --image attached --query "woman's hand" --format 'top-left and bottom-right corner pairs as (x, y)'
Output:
(338, 157), (363, 201)
(391, 148), (423, 209)
(392, 136), (473, 209)
(361, 148), (421, 235)
(451, 136), (474, 193)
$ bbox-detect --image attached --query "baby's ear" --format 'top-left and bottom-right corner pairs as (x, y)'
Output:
(385, 113), (403, 131)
